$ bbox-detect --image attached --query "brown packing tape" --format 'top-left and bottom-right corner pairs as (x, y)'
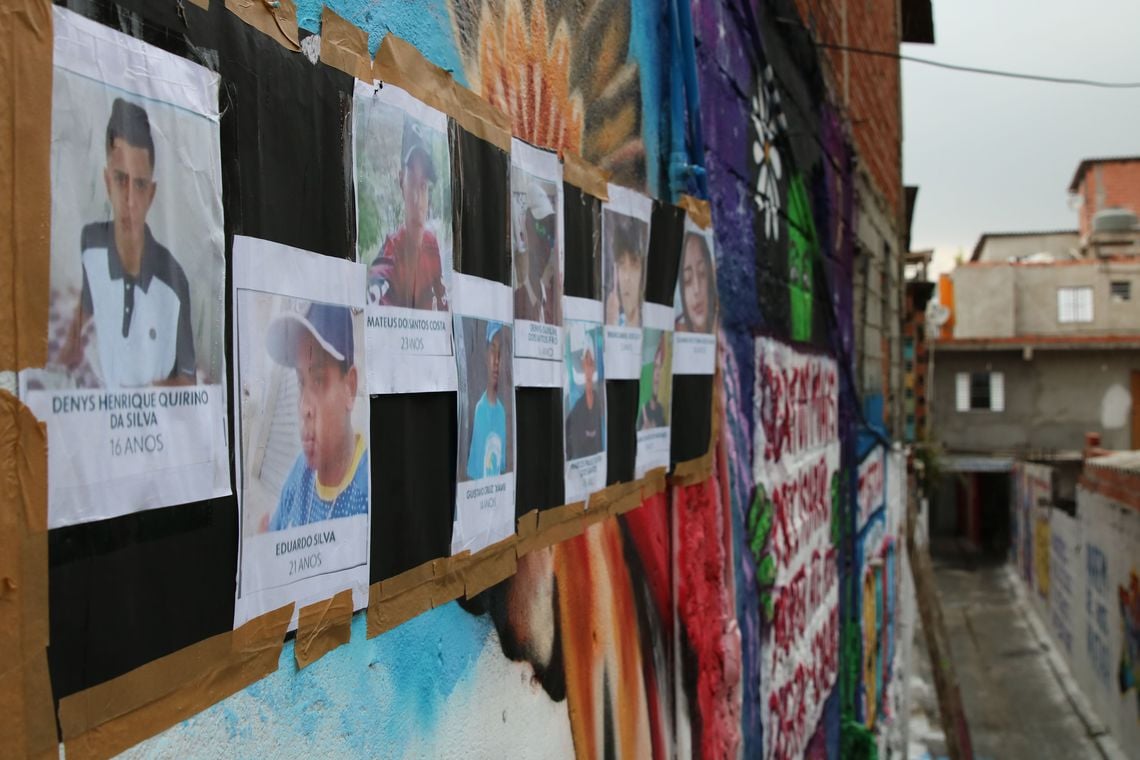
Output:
(367, 582), (433, 638)
(641, 468), (668, 499)
(372, 35), (512, 152)
(429, 555), (466, 607)
(461, 535), (519, 598)
(562, 151), (610, 200)
(672, 451), (714, 486)
(529, 502), (585, 552)
(610, 488), (644, 517)
(186, 0), (209, 10)
(225, 0), (300, 51)
(0, 0), (51, 371)
(677, 194), (713, 229)
(60, 603), (293, 760)
(294, 589), (354, 669)
(319, 7), (372, 81)
(587, 480), (638, 518)
(514, 509), (540, 556)
(0, 391), (53, 758)
(381, 557), (436, 598)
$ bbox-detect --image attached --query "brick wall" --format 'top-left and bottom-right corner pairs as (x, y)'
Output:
(1076, 159), (1140, 238)
(794, 0), (903, 219)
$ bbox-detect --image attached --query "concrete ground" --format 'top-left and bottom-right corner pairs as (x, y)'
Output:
(931, 556), (1102, 760)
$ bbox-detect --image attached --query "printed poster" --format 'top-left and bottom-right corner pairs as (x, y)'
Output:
(672, 215), (718, 375)
(563, 297), (607, 502)
(601, 184), (652, 380)
(232, 237), (370, 629)
(352, 81), (457, 394)
(452, 273), (516, 554)
(20, 7), (229, 528)
(634, 303), (674, 477)
(511, 139), (564, 388)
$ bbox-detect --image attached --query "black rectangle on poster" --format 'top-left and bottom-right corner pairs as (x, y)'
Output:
(45, 0), (358, 702)
(670, 374), (713, 465)
(450, 120), (511, 285)
(370, 393), (458, 582)
(606, 379), (638, 485)
(645, 201), (685, 306)
(48, 498), (237, 701)
(515, 388), (565, 516)
(563, 182), (601, 300)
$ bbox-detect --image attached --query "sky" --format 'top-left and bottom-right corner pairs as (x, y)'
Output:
(902, 0), (1140, 280)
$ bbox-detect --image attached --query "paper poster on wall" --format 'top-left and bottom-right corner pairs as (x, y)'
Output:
(452, 273), (517, 554)
(511, 139), (564, 388)
(232, 237), (370, 629)
(352, 81), (457, 394)
(634, 304), (673, 477)
(672, 216), (718, 375)
(563, 297), (607, 502)
(601, 184), (652, 380)
(19, 8), (229, 528)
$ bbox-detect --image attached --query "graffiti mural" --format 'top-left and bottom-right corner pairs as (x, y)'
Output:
(446, 0), (652, 188)
(1119, 569), (1139, 717)
(752, 336), (840, 760)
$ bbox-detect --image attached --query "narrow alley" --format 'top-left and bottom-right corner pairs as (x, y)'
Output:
(933, 558), (1105, 760)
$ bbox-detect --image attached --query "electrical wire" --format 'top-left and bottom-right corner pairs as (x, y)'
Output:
(817, 41), (1140, 89)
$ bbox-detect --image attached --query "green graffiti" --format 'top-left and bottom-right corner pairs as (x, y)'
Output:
(747, 486), (778, 621)
(787, 173), (817, 343)
(841, 718), (878, 760)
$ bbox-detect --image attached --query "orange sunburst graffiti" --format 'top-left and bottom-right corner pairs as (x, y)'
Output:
(476, 0), (585, 154)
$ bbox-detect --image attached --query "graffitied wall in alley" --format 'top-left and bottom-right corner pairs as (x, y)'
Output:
(694, 0), (861, 755)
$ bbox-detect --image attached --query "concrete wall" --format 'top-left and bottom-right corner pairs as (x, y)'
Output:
(972, 232), (1079, 263)
(932, 348), (1138, 452)
(1009, 465), (1140, 759)
(949, 265), (1015, 339)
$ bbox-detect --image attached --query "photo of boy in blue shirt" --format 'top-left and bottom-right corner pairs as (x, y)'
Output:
(265, 301), (369, 529)
(466, 321), (508, 480)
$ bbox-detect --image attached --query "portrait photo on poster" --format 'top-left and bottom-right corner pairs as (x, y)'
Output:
(635, 305), (674, 477)
(453, 301), (516, 554)
(232, 237), (370, 629)
(601, 184), (652, 380)
(511, 139), (563, 387)
(563, 308), (607, 503)
(672, 218), (718, 375)
(353, 81), (457, 394)
(20, 7), (229, 529)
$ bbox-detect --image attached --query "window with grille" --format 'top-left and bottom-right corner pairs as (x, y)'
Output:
(955, 371), (1004, 412)
(1057, 286), (1093, 323)
(1111, 280), (1131, 302)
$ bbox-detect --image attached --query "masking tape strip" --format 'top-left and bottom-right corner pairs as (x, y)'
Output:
(461, 535), (519, 598)
(428, 555), (466, 607)
(60, 603), (294, 760)
(318, 7), (372, 81)
(294, 589), (353, 669)
(186, 0), (210, 10)
(225, 0), (300, 51)
(0, 391), (53, 758)
(515, 509), (540, 556)
(562, 151), (610, 200)
(530, 502), (585, 552)
(677, 194), (712, 229)
(373, 35), (512, 152)
(0, 0), (51, 372)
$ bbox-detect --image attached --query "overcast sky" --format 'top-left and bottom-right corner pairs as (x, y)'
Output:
(902, 0), (1140, 279)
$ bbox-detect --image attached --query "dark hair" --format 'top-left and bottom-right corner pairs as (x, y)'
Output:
(610, 213), (643, 264)
(680, 232), (716, 330)
(105, 98), (155, 168)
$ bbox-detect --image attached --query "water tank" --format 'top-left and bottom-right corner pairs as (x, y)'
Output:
(1093, 208), (1138, 233)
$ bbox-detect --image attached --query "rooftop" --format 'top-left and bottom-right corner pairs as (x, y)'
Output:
(1068, 156), (1140, 193)
(1087, 450), (1140, 476)
(969, 230), (1079, 262)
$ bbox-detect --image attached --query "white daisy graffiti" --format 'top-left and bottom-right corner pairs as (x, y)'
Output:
(751, 66), (786, 242)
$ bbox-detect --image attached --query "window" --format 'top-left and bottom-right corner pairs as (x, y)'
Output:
(1111, 280), (1132, 302)
(1057, 286), (1093, 323)
(955, 371), (1004, 412)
